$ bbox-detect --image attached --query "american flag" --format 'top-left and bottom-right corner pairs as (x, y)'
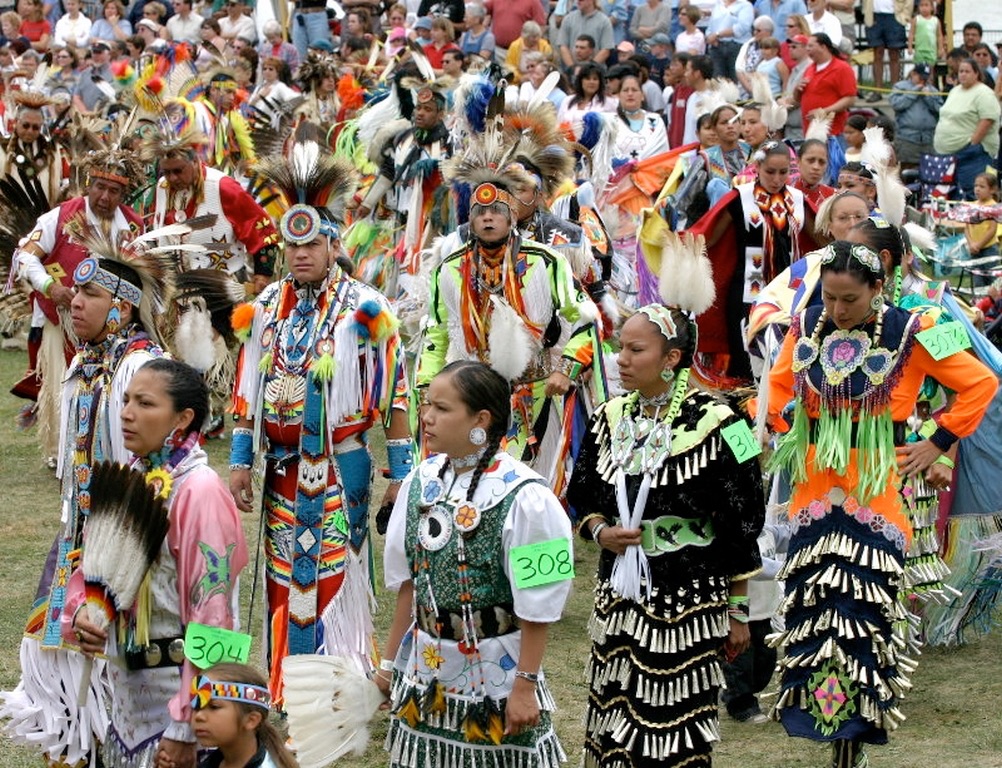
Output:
(920, 153), (957, 200)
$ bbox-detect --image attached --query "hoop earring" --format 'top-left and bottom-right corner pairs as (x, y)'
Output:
(469, 427), (487, 446)
(660, 367), (675, 384)
(870, 295), (883, 311)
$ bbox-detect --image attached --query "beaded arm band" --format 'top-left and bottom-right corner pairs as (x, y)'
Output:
(386, 438), (415, 482)
(727, 594), (750, 624)
(555, 356), (582, 380)
(229, 428), (254, 470)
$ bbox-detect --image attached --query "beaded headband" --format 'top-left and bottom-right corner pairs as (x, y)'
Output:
(638, 305), (678, 343)
(73, 256), (142, 305)
(819, 243), (883, 275)
(190, 674), (271, 712)
(280, 204), (339, 245)
(470, 182), (514, 211)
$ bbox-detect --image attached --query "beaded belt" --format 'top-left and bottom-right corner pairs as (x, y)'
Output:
(416, 604), (520, 641)
(639, 515), (715, 556)
(124, 637), (185, 671)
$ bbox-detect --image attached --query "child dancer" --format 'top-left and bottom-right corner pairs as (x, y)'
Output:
(188, 663), (298, 768)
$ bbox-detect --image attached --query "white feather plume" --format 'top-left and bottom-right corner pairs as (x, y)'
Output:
(861, 126), (906, 225)
(488, 295), (534, 381)
(903, 221), (937, 253)
(131, 223), (198, 244)
(658, 231), (716, 316)
(805, 112), (832, 143)
(749, 71), (787, 131)
(284, 655), (383, 768)
(527, 70), (561, 111)
(174, 299), (217, 372)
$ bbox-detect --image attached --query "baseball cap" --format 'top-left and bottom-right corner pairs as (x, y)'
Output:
(912, 62), (930, 78)
(617, 40), (635, 54)
(649, 33), (671, 46)
(790, 34), (809, 45)
(414, 16), (433, 30)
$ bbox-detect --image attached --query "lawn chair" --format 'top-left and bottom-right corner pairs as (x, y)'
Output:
(902, 153), (957, 211)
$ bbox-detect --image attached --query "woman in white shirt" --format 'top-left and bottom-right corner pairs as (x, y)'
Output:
(557, 62), (619, 137)
(805, 0), (841, 48)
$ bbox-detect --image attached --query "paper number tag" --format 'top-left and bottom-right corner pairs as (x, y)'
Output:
(509, 538), (574, 589)
(184, 622), (252, 670)
(721, 420), (762, 464)
(916, 321), (971, 361)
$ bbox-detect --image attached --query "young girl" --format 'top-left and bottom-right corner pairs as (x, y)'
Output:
(190, 663), (298, 768)
(756, 36), (788, 97)
(908, 0), (945, 68)
(965, 173), (1001, 285)
(842, 113), (867, 162)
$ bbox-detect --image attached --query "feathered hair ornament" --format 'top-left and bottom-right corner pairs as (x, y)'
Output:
(253, 122), (359, 243)
(657, 231), (716, 317)
(79, 110), (147, 192)
(502, 96), (575, 199)
(296, 50), (340, 92)
(748, 73), (788, 133)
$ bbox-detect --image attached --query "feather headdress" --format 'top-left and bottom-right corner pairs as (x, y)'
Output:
(62, 214), (175, 347)
(748, 72), (788, 132)
(253, 123), (359, 243)
(502, 97), (576, 199)
(296, 50), (340, 92)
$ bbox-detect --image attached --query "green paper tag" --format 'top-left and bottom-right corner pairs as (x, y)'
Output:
(333, 510), (348, 535)
(184, 622), (252, 669)
(721, 420), (762, 464)
(509, 538), (574, 589)
(917, 321), (971, 361)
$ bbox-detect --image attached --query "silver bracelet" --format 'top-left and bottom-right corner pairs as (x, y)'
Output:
(591, 522), (608, 546)
(514, 670), (539, 683)
(229, 463), (252, 471)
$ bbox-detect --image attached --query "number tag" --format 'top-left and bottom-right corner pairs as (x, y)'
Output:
(721, 420), (761, 463)
(509, 538), (575, 589)
(917, 321), (971, 361)
(184, 622), (252, 670)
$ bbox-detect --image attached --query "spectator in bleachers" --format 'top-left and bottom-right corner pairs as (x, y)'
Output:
(646, 31), (671, 84)
(934, 58), (1000, 200)
(598, 0), (629, 46)
(484, 0), (545, 61)
(863, 0), (911, 102)
(458, 4), (495, 61)
(706, 0), (753, 80)
(53, 0), (92, 50)
(503, 21), (552, 82)
(754, 0), (806, 43)
(72, 39), (114, 112)
(826, 0), (855, 52)
(961, 21), (983, 57)
(219, 0), (255, 46)
(256, 19), (299, 73)
(164, 0), (202, 44)
(629, 0), (670, 50)
(907, 0), (943, 69)
(675, 5), (705, 54)
(779, 32), (810, 139)
(797, 32), (856, 138)
(964, 173), (1000, 276)
(779, 12), (808, 67)
(756, 36), (786, 96)
(18, 0), (51, 52)
(888, 62), (941, 166)
(972, 43), (998, 88)
(90, 0), (132, 44)
(558, 0), (614, 72)
(735, 15), (773, 95)
(945, 46), (967, 89)
(45, 46), (79, 92)
(805, 0), (840, 49)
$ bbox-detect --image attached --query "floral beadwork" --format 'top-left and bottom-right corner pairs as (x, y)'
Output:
(807, 662), (859, 736)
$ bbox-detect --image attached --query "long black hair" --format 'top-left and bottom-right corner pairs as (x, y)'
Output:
(438, 361), (511, 501)
(139, 358), (210, 437)
(571, 62), (607, 107)
(850, 216), (906, 271)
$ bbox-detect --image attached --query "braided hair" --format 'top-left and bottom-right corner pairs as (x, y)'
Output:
(438, 361), (512, 502)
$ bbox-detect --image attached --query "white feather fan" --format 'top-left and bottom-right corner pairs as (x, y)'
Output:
(488, 295), (535, 382)
(658, 232), (716, 316)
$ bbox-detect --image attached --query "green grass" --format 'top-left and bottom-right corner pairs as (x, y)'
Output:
(1, 347), (1001, 767)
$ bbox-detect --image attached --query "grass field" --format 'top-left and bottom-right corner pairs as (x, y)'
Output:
(1, 347), (1001, 767)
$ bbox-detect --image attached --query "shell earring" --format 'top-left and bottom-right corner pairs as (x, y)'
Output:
(469, 427), (487, 446)
(870, 295), (883, 311)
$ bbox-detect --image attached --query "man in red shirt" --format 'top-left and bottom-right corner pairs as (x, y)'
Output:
(666, 52), (694, 149)
(484, 0), (545, 56)
(797, 32), (857, 139)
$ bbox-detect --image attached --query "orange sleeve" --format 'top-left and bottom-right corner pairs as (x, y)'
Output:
(909, 344), (998, 444)
(763, 325), (797, 433)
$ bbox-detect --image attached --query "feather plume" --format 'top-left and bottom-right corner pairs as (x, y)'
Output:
(77, 462), (170, 703)
(860, 125), (906, 225)
(488, 295), (535, 381)
(526, 70), (561, 111)
(903, 221), (936, 254)
(658, 231), (716, 316)
(172, 269), (245, 345)
(283, 655), (383, 768)
(748, 72), (787, 131)
(406, 39), (436, 83)
(805, 111), (832, 143)
(174, 298), (217, 371)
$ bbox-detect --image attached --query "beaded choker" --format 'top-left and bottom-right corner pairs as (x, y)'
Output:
(451, 447), (486, 470)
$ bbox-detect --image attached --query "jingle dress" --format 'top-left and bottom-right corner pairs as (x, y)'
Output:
(0, 325), (160, 766)
(60, 439), (248, 768)
(766, 303), (996, 745)
(231, 265), (407, 704)
(567, 387), (765, 768)
(383, 451), (573, 768)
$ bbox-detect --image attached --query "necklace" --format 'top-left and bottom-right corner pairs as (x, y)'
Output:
(611, 369), (690, 476)
(792, 305), (895, 389)
(637, 388), (672, 408)
(451, 446), (486, 470)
